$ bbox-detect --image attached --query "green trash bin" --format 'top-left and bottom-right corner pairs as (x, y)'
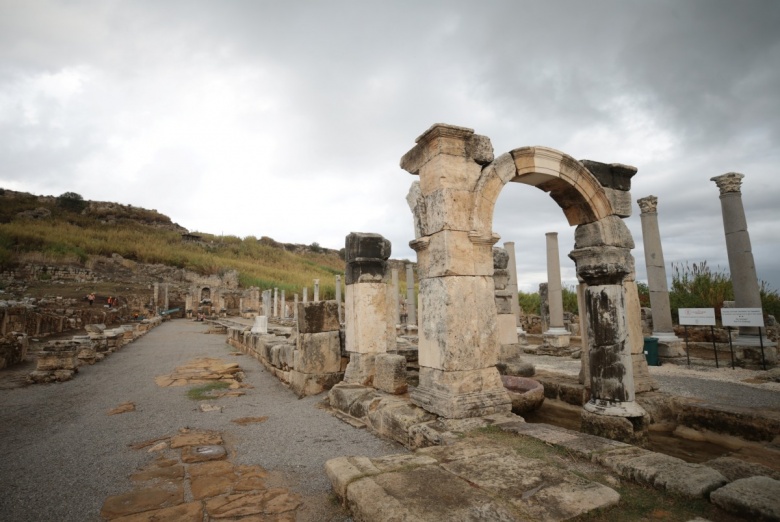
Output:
(643, 337), (660, 366)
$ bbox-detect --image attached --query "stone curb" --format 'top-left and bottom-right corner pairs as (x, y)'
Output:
(327, 382), (780, 519)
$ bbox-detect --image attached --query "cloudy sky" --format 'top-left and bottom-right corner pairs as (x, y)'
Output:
(2, 0), (778, 292)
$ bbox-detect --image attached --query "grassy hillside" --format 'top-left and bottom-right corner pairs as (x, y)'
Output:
(0, 189), (356, 298)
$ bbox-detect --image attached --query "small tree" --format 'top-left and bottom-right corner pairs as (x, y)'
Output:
(56, 192), (87, 213)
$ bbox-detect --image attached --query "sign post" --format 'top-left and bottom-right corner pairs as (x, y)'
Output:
(679, 309), (716, 367)
(722, 308), (766, 370)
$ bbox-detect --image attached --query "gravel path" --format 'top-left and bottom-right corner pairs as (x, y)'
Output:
(0, 319), (405, 521)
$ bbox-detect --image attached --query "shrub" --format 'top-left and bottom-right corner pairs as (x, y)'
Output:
(56, 192), (88, 213)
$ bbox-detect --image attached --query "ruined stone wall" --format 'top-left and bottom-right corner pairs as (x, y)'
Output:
(0, 302), (129, 338)
(226, 301), (348, 397)
(0, 332), (28, 369)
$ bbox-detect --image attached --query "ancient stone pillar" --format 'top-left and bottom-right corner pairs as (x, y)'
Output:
(335, 275), (342, 323)
(581, 160), (655, 397)
(405, 264), (416, 329)
(402, 123), (511, 418)
(343, 232), (395, 385)
(542, 232), (571, 351)
(313, 279), (320, 302)
(281, 290), (286, 319)
(493, 247), (518, 345)
(262, 290), (271, 317)
(711, 173), (767, 345)
(637, 196), (680, 343)
(303, 287), (308, 304)
(391, 268), (400, 325)
(504, 241), (524, 333)
(294, 294), (299, 322)
(163, 283), (169, 311)
(153, 283), (159, 311)
(570, 215), (647, 428)
(273, 288), (278, 318)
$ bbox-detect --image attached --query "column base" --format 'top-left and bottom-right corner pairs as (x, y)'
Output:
(539, 329), (571, 355)
(411, 366), (512, 419)
(583, 398), (646, 418)
(651, 331), (680, 343)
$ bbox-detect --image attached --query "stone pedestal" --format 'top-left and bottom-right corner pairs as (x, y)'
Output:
(343, 233), (395, 386)
(291, 300), (343, 397)
(251, 316), (268, 334)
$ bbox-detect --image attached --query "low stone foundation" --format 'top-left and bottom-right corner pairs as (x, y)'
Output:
(27, 317), (162, 384)
(0, 332), (28, 369)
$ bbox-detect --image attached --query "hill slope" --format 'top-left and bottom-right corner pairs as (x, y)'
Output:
(0, 189), (369, 299)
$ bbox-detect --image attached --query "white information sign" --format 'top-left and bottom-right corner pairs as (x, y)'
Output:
(679, 308), (716, 326)
(721, 308), (764, 328)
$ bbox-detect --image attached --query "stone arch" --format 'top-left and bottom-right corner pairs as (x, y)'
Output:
(401, 123), (649, 425)
(200, 287), (211, 302)
(471, 147), (613, 240)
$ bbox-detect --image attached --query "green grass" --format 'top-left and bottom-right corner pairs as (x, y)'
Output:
(186, 381), (231, 400)
(0, 192), (347, 296)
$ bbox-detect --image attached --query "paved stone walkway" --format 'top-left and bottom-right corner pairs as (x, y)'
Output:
(0, 319), (403, 521)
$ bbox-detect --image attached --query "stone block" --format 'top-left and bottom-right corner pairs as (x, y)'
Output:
(296, 300), (340, 333)
(580, 160), (637, 191)
(418, 276), (499, 371)
(270, 345), (282, 368)
(604, 187), (632, 217)
(344, 283), (395, 355)
(414, 230), (494, 278)
(494, 292), (513, 314)
(581, 410), (647, 446)
(366, 399), (436, 447)
(343, 353), (376, 386)
(289, 370), (343, 398)
(294, 331), (341, 374)
(418, 188), (475, 236)
(570, 246), (635, 286)
(374, 354), (407, 395)
(496, 314), (519, 345)
(411, 366), (511, 418)
(710, 476), (780, 520)
(250, 316), (268, 334)
(574, 215), (635, 249)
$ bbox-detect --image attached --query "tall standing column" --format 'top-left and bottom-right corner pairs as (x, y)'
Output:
(542, 232), (571, 351)
(280, 290), (286, 319)
(335, 275), (342, 323)
(294, 294), (299, 321)
(313, 279), (320, 302)
(711, 173), (768, 345)
(405, 264), (417, 329)
(504, 241), (525, 334)
(637, 196), (679, 342)
(273, 288), (278, 318)
(391, 268), (400, 326)
(303, 288), (308, 304)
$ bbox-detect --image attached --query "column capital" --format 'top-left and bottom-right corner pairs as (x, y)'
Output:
(710, 172), (744, 195)
(636, 195), (658, 214)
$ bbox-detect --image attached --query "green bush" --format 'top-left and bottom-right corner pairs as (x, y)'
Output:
(56, 192), (88, 213)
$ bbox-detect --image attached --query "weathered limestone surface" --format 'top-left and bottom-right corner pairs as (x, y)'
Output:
(327, 439), (619, 521)
(710, 476), (780, 520)
(374, 353), (407, 395)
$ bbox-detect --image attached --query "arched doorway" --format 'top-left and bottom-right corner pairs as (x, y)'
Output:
(402, 123), (649, 424)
